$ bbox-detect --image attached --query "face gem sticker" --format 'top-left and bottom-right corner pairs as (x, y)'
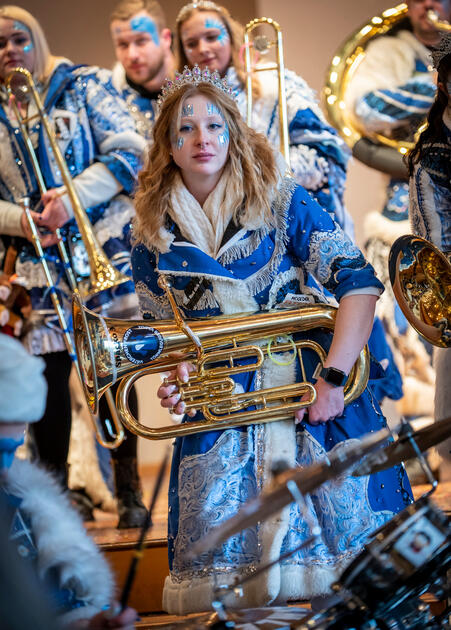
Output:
(182, 103), (194, 116)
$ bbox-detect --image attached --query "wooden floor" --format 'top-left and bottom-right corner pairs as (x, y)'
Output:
(84, 469), (451, 625)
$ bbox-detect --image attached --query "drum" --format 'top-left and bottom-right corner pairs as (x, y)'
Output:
(336, 496), (450, 616)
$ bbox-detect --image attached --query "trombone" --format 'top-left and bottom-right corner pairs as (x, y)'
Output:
(243, 17), (290, 168)
(6, 66), (126, 448)
(6, 67), (131, 300)
(427, 9), (451, 32)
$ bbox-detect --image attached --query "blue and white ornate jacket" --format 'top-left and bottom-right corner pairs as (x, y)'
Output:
(227, 66), (354, 237)
(131, 177), (412, 615)
(0, 60), (146, 354)
(410, 107), (451, 253)
(347, 30), (436, 225)
(111, 63), (158, 141)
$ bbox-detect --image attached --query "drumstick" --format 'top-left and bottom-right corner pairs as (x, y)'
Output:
(119, 448), (170, 611)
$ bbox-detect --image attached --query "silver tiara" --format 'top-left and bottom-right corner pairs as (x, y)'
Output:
(176, 1), (229, 24)
(431, 33), (451, 69)
(156, 65), (235, 112)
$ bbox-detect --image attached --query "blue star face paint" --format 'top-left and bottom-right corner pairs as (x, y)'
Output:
(12, 20), (32, 52)
(130, 15), (159, 46)
(204, 18), (229, 46)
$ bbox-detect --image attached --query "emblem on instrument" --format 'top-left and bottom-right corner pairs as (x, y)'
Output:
(123, 325), (164, 365)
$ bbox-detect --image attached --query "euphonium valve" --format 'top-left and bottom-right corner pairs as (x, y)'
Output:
(73, 286), (370, 440)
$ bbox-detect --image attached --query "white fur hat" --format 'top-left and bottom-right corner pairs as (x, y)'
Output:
(0, 333), (47, 423)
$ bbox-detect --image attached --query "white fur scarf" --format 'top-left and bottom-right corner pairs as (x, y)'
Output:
(5, 459), (114, 625)
(168, 165), (239, 258)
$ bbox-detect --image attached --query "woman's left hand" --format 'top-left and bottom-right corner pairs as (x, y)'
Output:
(294, 377), (344, 426)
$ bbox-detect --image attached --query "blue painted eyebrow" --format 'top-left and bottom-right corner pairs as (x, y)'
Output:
(129, 15), (160, 45)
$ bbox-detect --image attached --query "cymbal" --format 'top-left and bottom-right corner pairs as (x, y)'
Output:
(190, 427), (390, 557)
(353, 417), (451, 477)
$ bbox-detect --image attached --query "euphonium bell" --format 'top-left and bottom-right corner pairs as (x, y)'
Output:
(72, 283), (370, 440)
(389, 235), (451, 348)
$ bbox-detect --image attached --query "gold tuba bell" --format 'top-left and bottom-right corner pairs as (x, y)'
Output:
(323, 5), (451, 175)
(72, 277), (370, 440)
(389, 235), (451, 348)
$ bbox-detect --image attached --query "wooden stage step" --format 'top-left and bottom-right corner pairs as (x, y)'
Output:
(85, 469), (170, 614)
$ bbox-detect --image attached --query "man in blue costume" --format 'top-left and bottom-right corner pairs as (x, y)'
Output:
(346, 0), (450, 423)
(110, 0), (174, 141)
(0, 5), (148, 528)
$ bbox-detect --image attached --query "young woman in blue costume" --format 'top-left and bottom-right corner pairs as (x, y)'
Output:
(0, 5), (147, 527)
(408, 33), (451, 480)
(131, 66), (413, 615)
(174, 0), (404, 410)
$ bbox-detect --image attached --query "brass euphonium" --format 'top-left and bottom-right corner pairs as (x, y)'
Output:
(389, 235), (451, 348)
(72, 276), (370, 441)
(244, 17), (290, 168)
(323, 3), (413, 177)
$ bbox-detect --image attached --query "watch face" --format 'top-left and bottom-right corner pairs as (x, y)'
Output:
(322, 367), (347, 387)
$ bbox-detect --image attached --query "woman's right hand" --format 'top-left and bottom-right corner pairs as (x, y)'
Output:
(157, 361), (196, 417)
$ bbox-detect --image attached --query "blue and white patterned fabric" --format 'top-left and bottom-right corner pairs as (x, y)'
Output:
(0, 61), (145, 355)
(346, 29), (438, 415)
(226, 67), (354, 238)
(111, 63), (158, 141)
(131, 177), (412, 615)
(410, 107), (451, 253)
(349, 30), (436, 224)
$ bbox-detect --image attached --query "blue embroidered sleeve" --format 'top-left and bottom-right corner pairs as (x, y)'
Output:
(286, 185), (384, 301)
(410, 163), (451, 251)
(75, 68), (144, 191)
(356, 79), (435, 132)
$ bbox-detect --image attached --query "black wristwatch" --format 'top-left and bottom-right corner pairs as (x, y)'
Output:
(318, 366), (348, 388)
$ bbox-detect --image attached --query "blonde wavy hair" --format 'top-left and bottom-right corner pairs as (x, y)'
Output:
(133, 82), (277, 251)
(175, 2), (261, 100)
(0, 5), (55, 82)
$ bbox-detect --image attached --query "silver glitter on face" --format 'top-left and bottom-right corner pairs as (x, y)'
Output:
(206, 103), (222, 117)
(182, 104), (194, 116)
(218, 134), (227, 145)
(176, 137), (184, 150)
